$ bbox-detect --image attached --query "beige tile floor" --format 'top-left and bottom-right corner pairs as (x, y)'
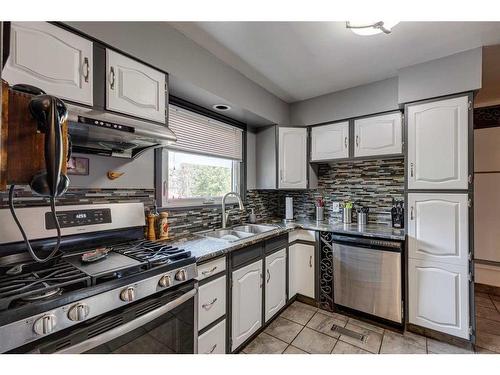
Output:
(240, 298), (500, 354)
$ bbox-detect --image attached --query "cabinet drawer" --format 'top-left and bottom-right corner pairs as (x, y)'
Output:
(265, 235), (288, 254)
(198, 320), (226, 354)
(197, 257), (226, 281)
(289, 229), (316, 243)
(198, 276), (226, 330)
(232, 243), (262, 269)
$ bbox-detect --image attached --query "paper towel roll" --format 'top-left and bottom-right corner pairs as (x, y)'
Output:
(285, 197), (293, 220)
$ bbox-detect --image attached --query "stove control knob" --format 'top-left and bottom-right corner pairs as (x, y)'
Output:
(67, 303), (90, 321)
(159, 274), (172, 288)
(33, 314), (57, 335)
(120, 287), (136, 302)
(175, 269), (188, 282)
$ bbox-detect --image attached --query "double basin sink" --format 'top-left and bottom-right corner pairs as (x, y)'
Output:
(196, 224), (279, 243)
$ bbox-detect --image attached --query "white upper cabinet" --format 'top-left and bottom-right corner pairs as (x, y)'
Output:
(231, 260), (262, 351)
(3, 22), (93, 106)
(311, 122), (349, 161)
(265, 249), (287, 322)
(408, 193), (469, 266)
(354, 112), (402, 157)
(278, 127), (307, 189)
(407, 96), (469, 190)
(106, 49), (166, 123)
(408, 258), (469, 339)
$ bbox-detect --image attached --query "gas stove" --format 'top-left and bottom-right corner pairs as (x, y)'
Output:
(0, 203), (198, 354)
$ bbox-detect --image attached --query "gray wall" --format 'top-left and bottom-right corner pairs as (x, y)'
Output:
(290, 77), (399, 126)
(69, 151), (154, 189)
(65, 22), (290, 126)
(398, 47), (482, 104)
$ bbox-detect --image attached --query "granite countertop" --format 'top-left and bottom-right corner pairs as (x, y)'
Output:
(164, 219), (405, 264)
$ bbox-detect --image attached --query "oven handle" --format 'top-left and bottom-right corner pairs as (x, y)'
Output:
(53, 288), (197, 354)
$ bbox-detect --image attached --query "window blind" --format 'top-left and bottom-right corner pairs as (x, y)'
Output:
(167, 105), (243, 161)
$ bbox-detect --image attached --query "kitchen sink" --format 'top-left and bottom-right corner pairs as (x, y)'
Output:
(200, 229), (254, 242)
(197, 224), (278, 243)
(232, 224), (278, 234)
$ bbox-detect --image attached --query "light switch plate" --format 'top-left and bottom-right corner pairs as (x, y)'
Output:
(332, 202), (340, 212)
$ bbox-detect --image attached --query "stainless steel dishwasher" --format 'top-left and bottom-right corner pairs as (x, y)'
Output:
(332, 234), (403, 324)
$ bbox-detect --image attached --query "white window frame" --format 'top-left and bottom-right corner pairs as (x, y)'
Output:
(163, 150), (241, 208)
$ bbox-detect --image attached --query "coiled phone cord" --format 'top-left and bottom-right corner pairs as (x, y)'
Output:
(8, 185), (62, 263)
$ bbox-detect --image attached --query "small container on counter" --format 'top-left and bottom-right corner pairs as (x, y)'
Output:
(249, 208), (257, 224)
(159, 212), (170, 240)
(342, 201), (353, 224)
(356, 207), (369, 225)
(315, 197), (325, 222)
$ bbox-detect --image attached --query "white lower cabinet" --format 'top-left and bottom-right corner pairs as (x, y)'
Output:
(231, 260), (263, 351)
(408, 258), (469, 339)
(198, 320), (226, 354)
(265, 249), (287, 322)
(198, 276), (226, 331)
(289, 243), (315, 299)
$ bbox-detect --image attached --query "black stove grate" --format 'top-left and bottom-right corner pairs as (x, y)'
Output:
(0, 261), (91, 311)
(113, 240), (192, 268)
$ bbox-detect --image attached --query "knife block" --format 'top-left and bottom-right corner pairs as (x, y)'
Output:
(0, 80), (69, 191)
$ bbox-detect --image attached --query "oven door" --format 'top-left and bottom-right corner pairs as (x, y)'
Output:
(24, 281), (197, 354)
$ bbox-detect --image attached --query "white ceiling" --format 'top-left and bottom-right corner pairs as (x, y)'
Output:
(171, 22), (500, 103)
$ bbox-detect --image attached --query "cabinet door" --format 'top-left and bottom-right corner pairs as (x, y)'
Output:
(106, 49), (166, 123)
(354, 112), (402, 157)
(278, 127), (307, 189)
(3, 22), (93, 105)
(311, 122), (349, 161)
(408, 193), (468, 266)
(407, 96), (469, 190)
(231, 260), (262, 351)
(408, 258), (469, 339)
(289, 243), (315, 299)
(265, 249), (287, 322)
(198, 319), (226, 354)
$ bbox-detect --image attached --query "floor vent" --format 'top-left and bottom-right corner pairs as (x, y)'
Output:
(331, 324), (367, 343)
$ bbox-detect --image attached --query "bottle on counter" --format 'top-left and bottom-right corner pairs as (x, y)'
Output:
(146, 211), (157, 241)
(159, 212), (170, 240)
(249, 208), (257, 224)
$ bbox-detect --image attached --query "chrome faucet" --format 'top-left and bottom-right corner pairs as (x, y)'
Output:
(221, 192), (245, 228)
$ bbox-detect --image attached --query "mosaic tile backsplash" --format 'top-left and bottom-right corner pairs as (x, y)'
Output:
(0, 158), (404, 239)
(280, 158), (405, 225)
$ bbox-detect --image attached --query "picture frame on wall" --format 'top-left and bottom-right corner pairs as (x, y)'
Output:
(67, 156), (89, 176)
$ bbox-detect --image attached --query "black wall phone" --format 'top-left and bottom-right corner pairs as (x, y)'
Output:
(8, 84), (70, 266)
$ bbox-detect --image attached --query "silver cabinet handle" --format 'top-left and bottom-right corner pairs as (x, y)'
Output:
(355, 135), (359, 147)
(207, 344), (217, 354)
(83, 57), (90, 83)
(410, 163), (414, 177)
(280, 170), (283, 182)
(410, 206), (414, 220)
(110, 66), (115, 90)
(202, 298), (218, 310)
(309, 255), (313, 268)
(267, 269), (270, 283)
(201, 266), (217, 276)
(344, 136), (348, 148)
(260, 273), (263, 288)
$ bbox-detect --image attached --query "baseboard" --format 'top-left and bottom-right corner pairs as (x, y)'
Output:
(406, 323), (473, 350)
(475, 282), (500, 296)
(475, 263), (500, 289)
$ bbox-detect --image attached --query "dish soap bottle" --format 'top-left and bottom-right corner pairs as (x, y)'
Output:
(249, 208), (257, 224)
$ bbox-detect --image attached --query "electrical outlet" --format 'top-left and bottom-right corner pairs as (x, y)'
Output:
(332, 202), (340, 212)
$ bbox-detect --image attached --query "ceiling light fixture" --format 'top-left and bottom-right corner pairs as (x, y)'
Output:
(212, 104), (231, 111)
(346, 21), (399, 36)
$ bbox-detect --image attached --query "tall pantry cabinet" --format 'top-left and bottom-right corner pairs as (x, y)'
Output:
(406, 94), (474, 341)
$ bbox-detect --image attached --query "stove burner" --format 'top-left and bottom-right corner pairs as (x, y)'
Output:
(113, 240), (191, 268)
(21, 286), (62, 302)
(0, 262), (91, 311)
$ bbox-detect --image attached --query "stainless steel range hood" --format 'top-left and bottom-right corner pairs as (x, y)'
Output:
(66, 104), (176, 159)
